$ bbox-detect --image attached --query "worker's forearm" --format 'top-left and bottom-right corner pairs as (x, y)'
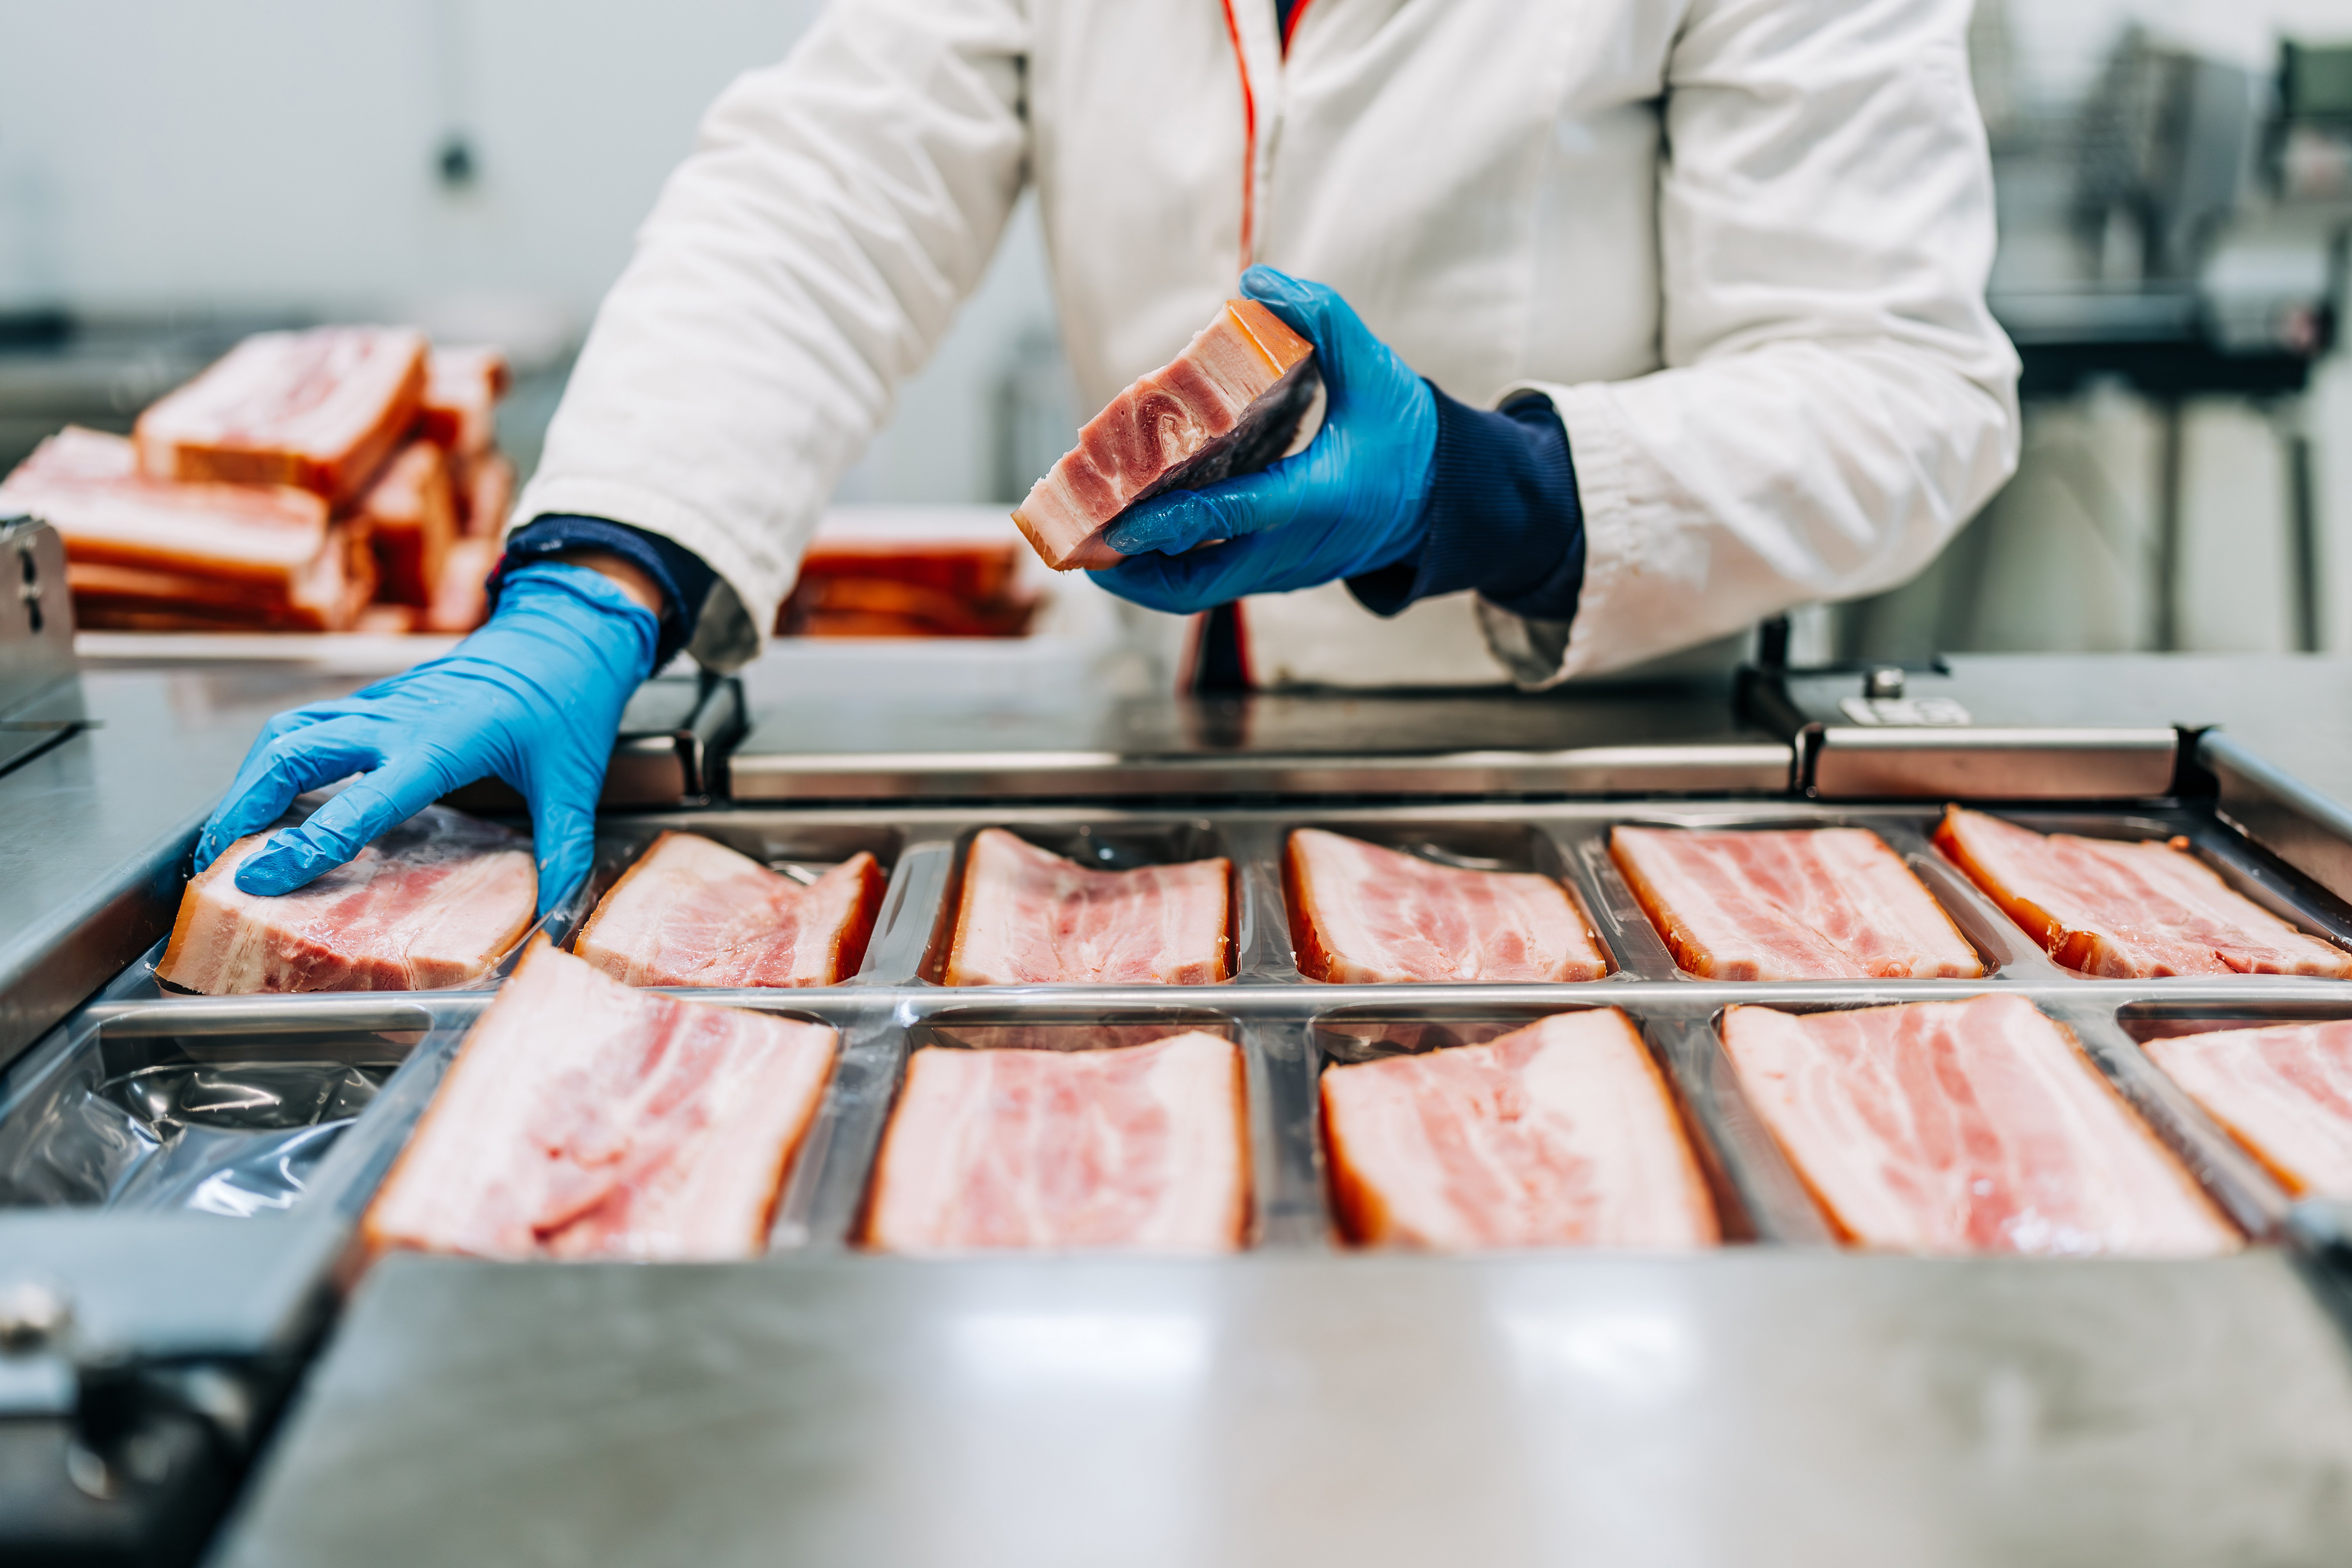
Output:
(552, 548), (667, 617)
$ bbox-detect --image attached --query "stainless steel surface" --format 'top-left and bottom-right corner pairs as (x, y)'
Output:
(1808, 725), (2181, 800)
(216, 1250), (2352, 1568)
(731, 684), (1792, 801)
(0, 517), (75, 719)
(2204, 731), (2352, 908)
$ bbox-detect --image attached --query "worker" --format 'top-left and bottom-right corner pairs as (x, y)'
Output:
(196, 0), (2019, 912)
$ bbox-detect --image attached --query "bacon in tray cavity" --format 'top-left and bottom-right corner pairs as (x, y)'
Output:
(157, 805), (535, 995)
(364, 940), (836, 1262)
(0, 427), (377, 631)
(1934, 806), (2352, 978)
(944, 828), (1230, 985)
(1322, 1010), (1715, 1249)
(2144, 1020), (2352, 1197)
(1286, 828), (1606, 983)
(1721, 994), (2237, 1255)
(1012, 298), (1323, 570)
(574, 832), (885, 988)
(134, 326), (429, 505)
(1610, 825), (1981, 981)
(865, 1031), (1248, 1252)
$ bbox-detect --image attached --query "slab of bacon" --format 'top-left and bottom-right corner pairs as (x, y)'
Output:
(1285, 828), (1607, 983)
(1611, 825), (1982, 980)
(865, 1031), (1248, 1251)
(1722, 995), (2237, 1255)
(134, 326), (428, 505)
(1012, 299), (1322, 570)
(943, 828), (1230, 985)
(418, 345), (510, 457)
(157, 806), (535, 994)
(1935, 806), (2352, 978)
(0, 427), (376, 631)
(574, 832), (886, 988)
(350, 439), (457, 607)
(364, 940), (836, 1261)
(456, 448), (515, 538)
(1322, 1009), (1716, 1249)
(2144, 1021), (2352, 1197)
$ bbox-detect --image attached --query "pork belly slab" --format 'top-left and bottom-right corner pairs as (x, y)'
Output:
(1611, 825), (1982, 981)
(364, 941), (836, 1262)
(351, 439), (457, 607)
(418, 345), (510, 457)
(157, 806), (534, 994)
(1722, 995), (2236, 1255)
(944, 828), (1230, 985)
(1286, 828), (1607, 983)
(574, 832), (885, 988)
(2145, 1021), (2352, 1197)
(1935, 806), (2352, 978)
(1013, 298), (1322, 570)
(866, 1032), (1248, 1252)
(1322, 1010), (1716, 1249)
(134, 326), (429, 505)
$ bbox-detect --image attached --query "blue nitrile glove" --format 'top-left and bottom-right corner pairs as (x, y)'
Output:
(1088, 266), (1438, 614)
(193, 562), (659, 918)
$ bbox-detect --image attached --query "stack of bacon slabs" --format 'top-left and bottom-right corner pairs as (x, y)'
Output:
(1286, 828), (1608, 983)
(363, 941), (837, 1262)
(158, 804), (536, 995)
(0, 427), (377, 630)
(1611, 825), (1982, 980)
(943, 828), (1231, 985)
(573, 832), (886, 988)
(2143, 1020), (2352, 1197)
(1321, 1009), (1716, 1249)
(1935, 807), (2352, 978)
(779, 535), (1036, 638)
(1722, 995), (2238, 1255)
(865, 1030), (1249, 1252)
(1013, 298), (1323, 570)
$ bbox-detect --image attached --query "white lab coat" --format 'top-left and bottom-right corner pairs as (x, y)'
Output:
(515, 0), (2020, 687)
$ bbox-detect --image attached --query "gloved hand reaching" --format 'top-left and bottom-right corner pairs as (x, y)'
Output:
(1088, 265), (1437, 614)
(194, 562), (660, 918)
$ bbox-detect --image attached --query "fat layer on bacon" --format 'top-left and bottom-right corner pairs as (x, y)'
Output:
(134, 326), (428, 505)
(1935, 806), (2352, 977)
(1286, 828), (1607, 983)
(944, 828), (1230, 985)
(574, 832), (885, 988)
(1012, 298), (1320, 570)
(363, 940), (836, 1262)
(1722, 994), (2237, 1255)
(2145, 1020), (2352, 1197)
(866, 1031), (1248, 1252)
(157, 806), (535, 995)
(1322, 1009), (1716, 1249)
(1611, 825), (1982, 980)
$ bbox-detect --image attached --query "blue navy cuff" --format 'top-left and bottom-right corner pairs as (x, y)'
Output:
(495, 514), (717, 667)
(1345, 386), (1585, 625)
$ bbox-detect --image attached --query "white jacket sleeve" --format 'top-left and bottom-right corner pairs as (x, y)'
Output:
(510, 0), (1030, 668)
(1482, 0), (2020, 686)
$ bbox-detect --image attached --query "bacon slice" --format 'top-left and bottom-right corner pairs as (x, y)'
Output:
(943, 828), (1230, 985)
(350, 439), (457, 607)
(364, 940), (836, 1262)
(1285, 828), (1606, 983)
(1, 427), (376, 630)
(134, 326), (429, 505)
(157, 806), (535, 994)
(1322, 1009), (1715, 1249)
(866, 1032), (1248, 1251)
(2144, 1021), (2352, 1197)
(1721, 995), (2237, 1255)
(456, 448), (514, 538)
(1934, 806), (2352, 978)
(421, 536), (496, 634)
(1611, 825), (1981, 981)
(574, 833), (885, 988)
(418, 345), (509, 456)
(1012, 298), (1323, 570)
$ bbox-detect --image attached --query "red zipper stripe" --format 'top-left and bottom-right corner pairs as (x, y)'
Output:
(1217, 0), (1257, 272)
(1280, 0), (1316, 55)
